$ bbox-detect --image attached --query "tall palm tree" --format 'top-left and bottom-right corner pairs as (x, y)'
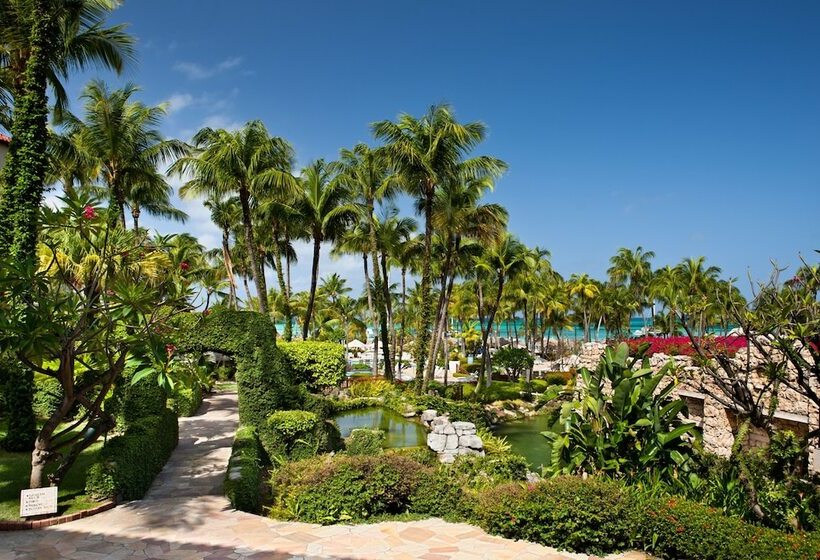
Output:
(60, 80), (188, 228)
(0, 0), (134, 117)
(204, 195), (240, 308)
(676, 256), (722, 335)
(294, 159), (356, 340)
(607, 246), (655, 329)
(473, 234), (531, 388)
(172, 120), (296, 317)
(338, 143), (398, 378)
(373, 104), (506, 390)
(568, 273), (600, 342)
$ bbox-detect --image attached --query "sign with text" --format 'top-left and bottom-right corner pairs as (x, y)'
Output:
(20, 486), (58, 517)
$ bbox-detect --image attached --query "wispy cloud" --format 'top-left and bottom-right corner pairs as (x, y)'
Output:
(173, 57), (243, 80)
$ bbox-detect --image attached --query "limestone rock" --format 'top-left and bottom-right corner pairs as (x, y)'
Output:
(459, 434), (483, 450)
(427, 433), (447, 452)
(445, 434), (459, 450)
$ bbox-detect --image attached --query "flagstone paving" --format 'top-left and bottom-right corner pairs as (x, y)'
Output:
(2, 391), (645, 560)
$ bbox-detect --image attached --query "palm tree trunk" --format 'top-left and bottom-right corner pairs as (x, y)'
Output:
(480, 277), (505, 390)
(413, 187), (435, 393)
(362, 253), (378, 375)
(242, 274), (253, 310)
(239, 187), (269, 316)
(222, 228), (238, 309)
(397, 266), (408, 372)
(426, 236), (458, 382)
(131, 205), (140, 232)
(302, 235), (322, 340)
(378, 249), (394, 379)
(271, 227), (292, 340)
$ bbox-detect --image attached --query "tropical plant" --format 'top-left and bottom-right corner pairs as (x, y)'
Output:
(541, 343), (699, 482)
(493, 347), (534, 382)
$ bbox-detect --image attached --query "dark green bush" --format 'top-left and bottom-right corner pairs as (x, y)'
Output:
(472, 477), (633, 554)
(543, 371), (571, 386)
(224, 425), (267, 513)
(1, 362), (36, 451)
(32, 373), (64, 419)
(386, 446), (439, 467)
(493, 347), (534, 381)
(86, 408), (178, 500)
(345, 429), (384, 455)
(279, 341), (346, 390)
(265, 409), (341, 460)
(476, 382), (522, 403)
(451, 453), (529, 487)
(270, 454), (428, 523)
(409, 469), (465, 519)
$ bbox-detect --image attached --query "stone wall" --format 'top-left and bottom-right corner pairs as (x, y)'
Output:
(422, 410), (484, 463)
(577, 339), (820, 472)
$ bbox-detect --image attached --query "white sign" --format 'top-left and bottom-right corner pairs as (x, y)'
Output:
(20, 486), (58, 517)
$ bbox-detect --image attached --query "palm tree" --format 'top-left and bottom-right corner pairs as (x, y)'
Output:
(0, 0), (134, 117)
(294, 160), (356, 340)
(650, 265), (683, 336)
(676, 256), (722, 335)
(204, 196), (240, 308)
(568, 273), (600, 342)
(60, 80), (188, 228)
(172, 120), (296, 317)
(473, 234), (531, 388)
(319, 273), (351, 308)
(338, 143), (398, 378)
(373, 104), (506, 391)
(607, 246), (655, 329)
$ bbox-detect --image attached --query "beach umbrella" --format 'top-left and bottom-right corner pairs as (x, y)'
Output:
(347, 339), (367, 350)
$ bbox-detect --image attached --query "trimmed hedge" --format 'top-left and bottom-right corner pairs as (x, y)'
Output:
(32, 373), (64, 418)
(169, 383), (203, 417)
(265, 409), (342, 460)
(279, 341), (346, 390)
(225, 425), (266, 513)
(86, 408), (178, 500)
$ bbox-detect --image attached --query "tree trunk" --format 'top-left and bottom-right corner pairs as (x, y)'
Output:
(131, 205), (140, 232)
(302, 235), (322, 340)
(242, 274), (253, 310)
(271, 226), (292, 340)
(362, 253), (378, 375)
(222, 228), (238, 309)
(378, 248), (394, 379)
(239, 187), (269, 316)
(413, 187), (435, 393)
(397, 267), (408, 373)
(426, 236), (459, 383)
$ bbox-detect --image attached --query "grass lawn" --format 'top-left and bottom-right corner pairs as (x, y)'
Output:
(0, 419), (105, 521)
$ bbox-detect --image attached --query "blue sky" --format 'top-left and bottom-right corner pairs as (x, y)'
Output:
(58, 0), (820, 294)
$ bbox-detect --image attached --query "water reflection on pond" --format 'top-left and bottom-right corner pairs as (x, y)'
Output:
(493, 414), (553, 471)
(332, 407), (427, 448)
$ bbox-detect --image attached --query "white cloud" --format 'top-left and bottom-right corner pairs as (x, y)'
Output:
(173, 56), (243, 80)
(164, 93), (195, 114)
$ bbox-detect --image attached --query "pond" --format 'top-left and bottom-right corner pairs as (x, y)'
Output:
(493, 414), (553, 471)
(332, 407), (428, 448)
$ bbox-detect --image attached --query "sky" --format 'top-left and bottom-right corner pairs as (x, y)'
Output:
(56, 0), (820, 295)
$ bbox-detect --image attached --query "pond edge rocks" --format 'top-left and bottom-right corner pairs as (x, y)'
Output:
(423, 410), (484, 463)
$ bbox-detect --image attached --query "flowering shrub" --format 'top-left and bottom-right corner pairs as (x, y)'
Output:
(626, 336), (747, 357)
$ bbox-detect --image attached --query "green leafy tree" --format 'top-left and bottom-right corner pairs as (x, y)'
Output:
(493, 347), (534, 382)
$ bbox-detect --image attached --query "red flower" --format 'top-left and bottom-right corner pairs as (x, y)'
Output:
(179, 261), (190, 271)
(165, 343), (177, 358)
(82, 205), (96, 220)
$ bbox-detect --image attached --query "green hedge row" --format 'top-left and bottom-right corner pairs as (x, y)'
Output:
(265, 409), (342, 460)
(269, 452), (820, 559)
(279, 341), (346, 390)
(225, 425), (267, 513)
(86, 408), (178, 501)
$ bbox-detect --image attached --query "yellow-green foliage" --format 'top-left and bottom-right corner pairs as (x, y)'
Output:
(279, 341), (346, 390)
(476, 428), (511, 455)
(348, 378), (394, 398)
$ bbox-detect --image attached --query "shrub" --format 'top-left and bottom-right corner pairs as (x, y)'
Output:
(348, 378), (394, 398)
(169, 383), (203, 417)
(345, 429), (385, 456)
(224, 425), (267, 513)
(32, 373), (64, 419)
(451, 453), (529, 488)
(542, 371), (571, 386)
(86, 408), (178, 500)
(472, 477), (633, 554)
(279, 340), (346, 390)
(630, 492), (820, 560)
(105, 368), (169, 429)
(409, 469), (466, 519)
(476, 428), (512, 455)
(265, 410), (341, 460)
(270, 454), (433, 523)
(386, 446), (438, 467)
(476, 381), (522, 403)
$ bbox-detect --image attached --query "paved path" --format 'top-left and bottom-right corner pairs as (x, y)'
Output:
(2, 392), (641, 560)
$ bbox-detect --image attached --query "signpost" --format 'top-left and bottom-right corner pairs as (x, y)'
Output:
(20, 487), (58, 518)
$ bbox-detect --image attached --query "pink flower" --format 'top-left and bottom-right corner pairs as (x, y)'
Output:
(179, 261), (190, 271)
(165, 343), (176, 358)
(82, 205), (96, 220)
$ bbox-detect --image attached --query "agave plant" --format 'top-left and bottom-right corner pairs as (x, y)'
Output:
(541, 342), (700, 482)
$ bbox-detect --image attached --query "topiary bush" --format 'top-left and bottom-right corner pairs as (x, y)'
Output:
(345, 429), (384, 456)
(224, 425), (267, 513)
(86, 408), (178, 501)
(169, 383), (203, 417)
(265, 409), (341, 460)
(279, 340), (345, 390)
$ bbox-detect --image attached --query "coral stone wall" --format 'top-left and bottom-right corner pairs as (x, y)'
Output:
(577, 340), (820, 472)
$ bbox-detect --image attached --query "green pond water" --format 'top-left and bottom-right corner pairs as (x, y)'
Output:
(332, 407), (427, 448)
(493, 415), (553, 471)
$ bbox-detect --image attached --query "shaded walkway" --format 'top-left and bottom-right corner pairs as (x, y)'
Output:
(2, 392), (641, 559)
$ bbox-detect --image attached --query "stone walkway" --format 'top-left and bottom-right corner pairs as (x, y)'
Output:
(2, 392), (642, 560)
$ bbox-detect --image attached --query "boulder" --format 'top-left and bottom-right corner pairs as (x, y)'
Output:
(459, 434), (483, 450)
(427, 432), (447, 452)
(420, 409), (438, 425)
(445, 434), (459, 450)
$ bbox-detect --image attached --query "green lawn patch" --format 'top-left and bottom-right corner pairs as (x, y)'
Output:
(0, 420), (105, 521)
